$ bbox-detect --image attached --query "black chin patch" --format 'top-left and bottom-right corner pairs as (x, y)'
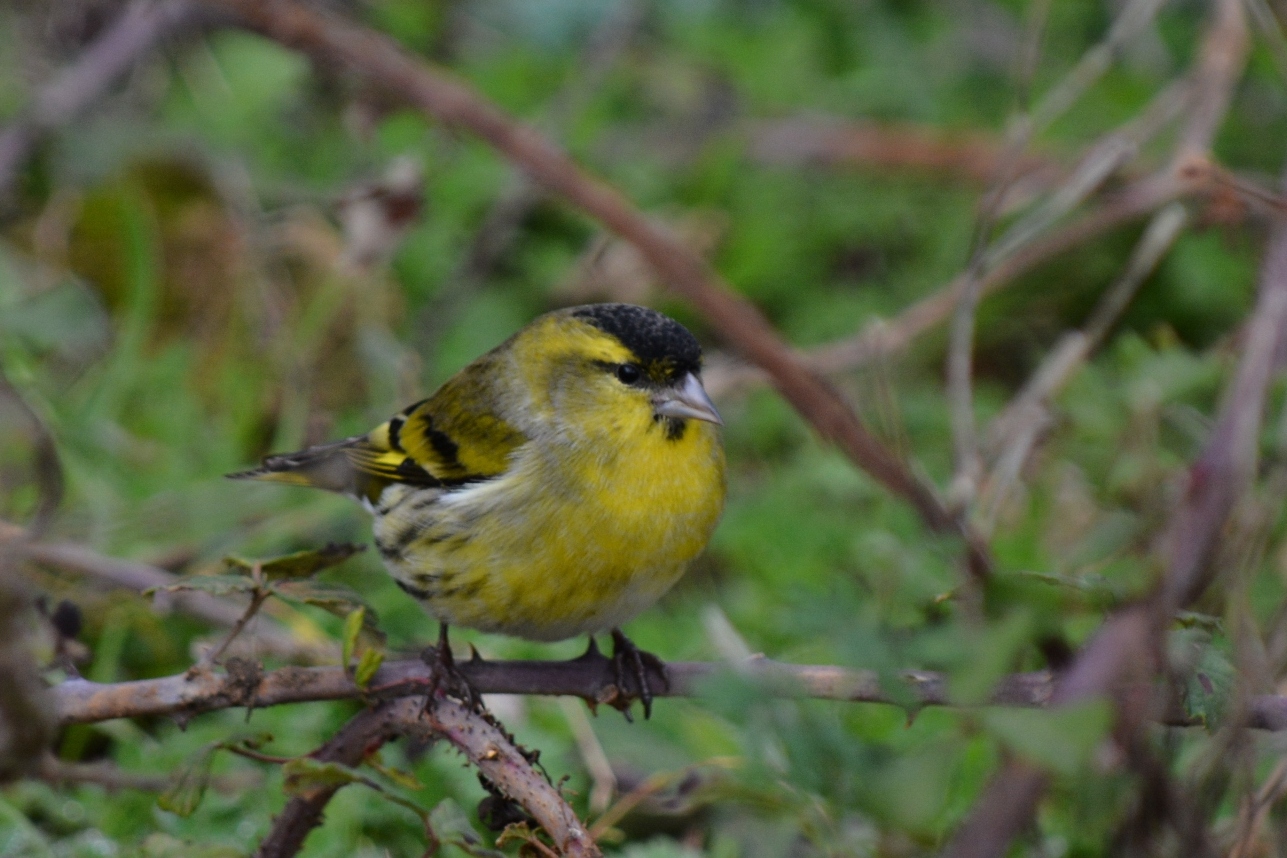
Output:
(570, 304), (703, 379)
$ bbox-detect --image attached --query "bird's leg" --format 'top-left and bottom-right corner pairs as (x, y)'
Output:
(610, 628), (669, 721)
(421, 623), (482, 710)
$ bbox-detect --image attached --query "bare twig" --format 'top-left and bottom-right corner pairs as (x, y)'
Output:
(0, 0), (201, 205)
(945, 0), (1172, 507)
(1173, 0), (1249, 162)
(197, 0), (992, 580)
(1026, 0), (1170, 135)
(979, 203), (1189, 527)
(196, 564), (270, 670)
(946, 257), (987, 505)
(704, 171), (1184, 398)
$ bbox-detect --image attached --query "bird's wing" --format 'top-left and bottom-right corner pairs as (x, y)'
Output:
(228, 360), (527, 500)
(392, 358), (528, 485)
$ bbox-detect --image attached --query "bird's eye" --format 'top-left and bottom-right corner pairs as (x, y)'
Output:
(615, 363), (642, 385)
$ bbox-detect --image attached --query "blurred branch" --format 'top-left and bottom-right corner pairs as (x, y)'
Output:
(709, 2), (1251, 403)
(943, 5), (1256, 850)
(0, 0), (201, 207)
(1026, 0), (1169, 135)
(413, 0), (646, 351)
(979, 203), (1189, 528)
(947, 110), (1285, 858)
(744, 117), (1064, 198)
(945, 0), (1171, 507)
(200, 0), (993, 581)
(1174, 0), (1249, 161)
(12, 535), (332, 663)
(705, 170), (1184, 397)
(37, 754), (258, 793)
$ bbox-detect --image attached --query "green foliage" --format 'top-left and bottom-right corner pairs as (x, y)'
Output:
(3, 0), (1286, 855)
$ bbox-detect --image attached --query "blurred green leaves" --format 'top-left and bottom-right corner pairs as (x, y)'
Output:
(3, 0), (1284, 855)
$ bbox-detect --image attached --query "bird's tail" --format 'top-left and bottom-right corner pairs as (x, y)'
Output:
(227, 437), (365, 495)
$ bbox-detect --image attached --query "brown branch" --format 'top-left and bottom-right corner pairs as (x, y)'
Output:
(255, 694), (600, 857)
(256, 699), (408, 858)
(1174, 0), (1250, 161)
(419, 697), (601, 857)
(0, 0), (202, 206)
(196, 0), (992, 582)
(744, 117), (1064, 190)
(51, 654), (1287, 732)
(49, 656), (1040, 726)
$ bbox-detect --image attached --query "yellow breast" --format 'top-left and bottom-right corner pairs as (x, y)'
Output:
(374, 407), (726, 641)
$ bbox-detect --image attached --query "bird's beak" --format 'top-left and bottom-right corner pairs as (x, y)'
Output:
(654, 372), (723, 425)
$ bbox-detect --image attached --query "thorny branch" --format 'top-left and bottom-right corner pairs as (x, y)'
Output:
(420, 696), (600, 858)
(195, 0), (994, 582)
(254, 695), (600, 858)
(47, 655), (1287, 732)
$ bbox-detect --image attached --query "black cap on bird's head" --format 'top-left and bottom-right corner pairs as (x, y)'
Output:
(570, 303), (703, 381)
(570, 302), (721, 429)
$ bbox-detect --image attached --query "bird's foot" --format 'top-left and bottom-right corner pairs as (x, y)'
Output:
(598, 628), (668, 722)
(420, 624), (483, 712)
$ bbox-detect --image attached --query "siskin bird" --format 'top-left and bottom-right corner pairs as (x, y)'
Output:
(230, 303), (726, 717)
